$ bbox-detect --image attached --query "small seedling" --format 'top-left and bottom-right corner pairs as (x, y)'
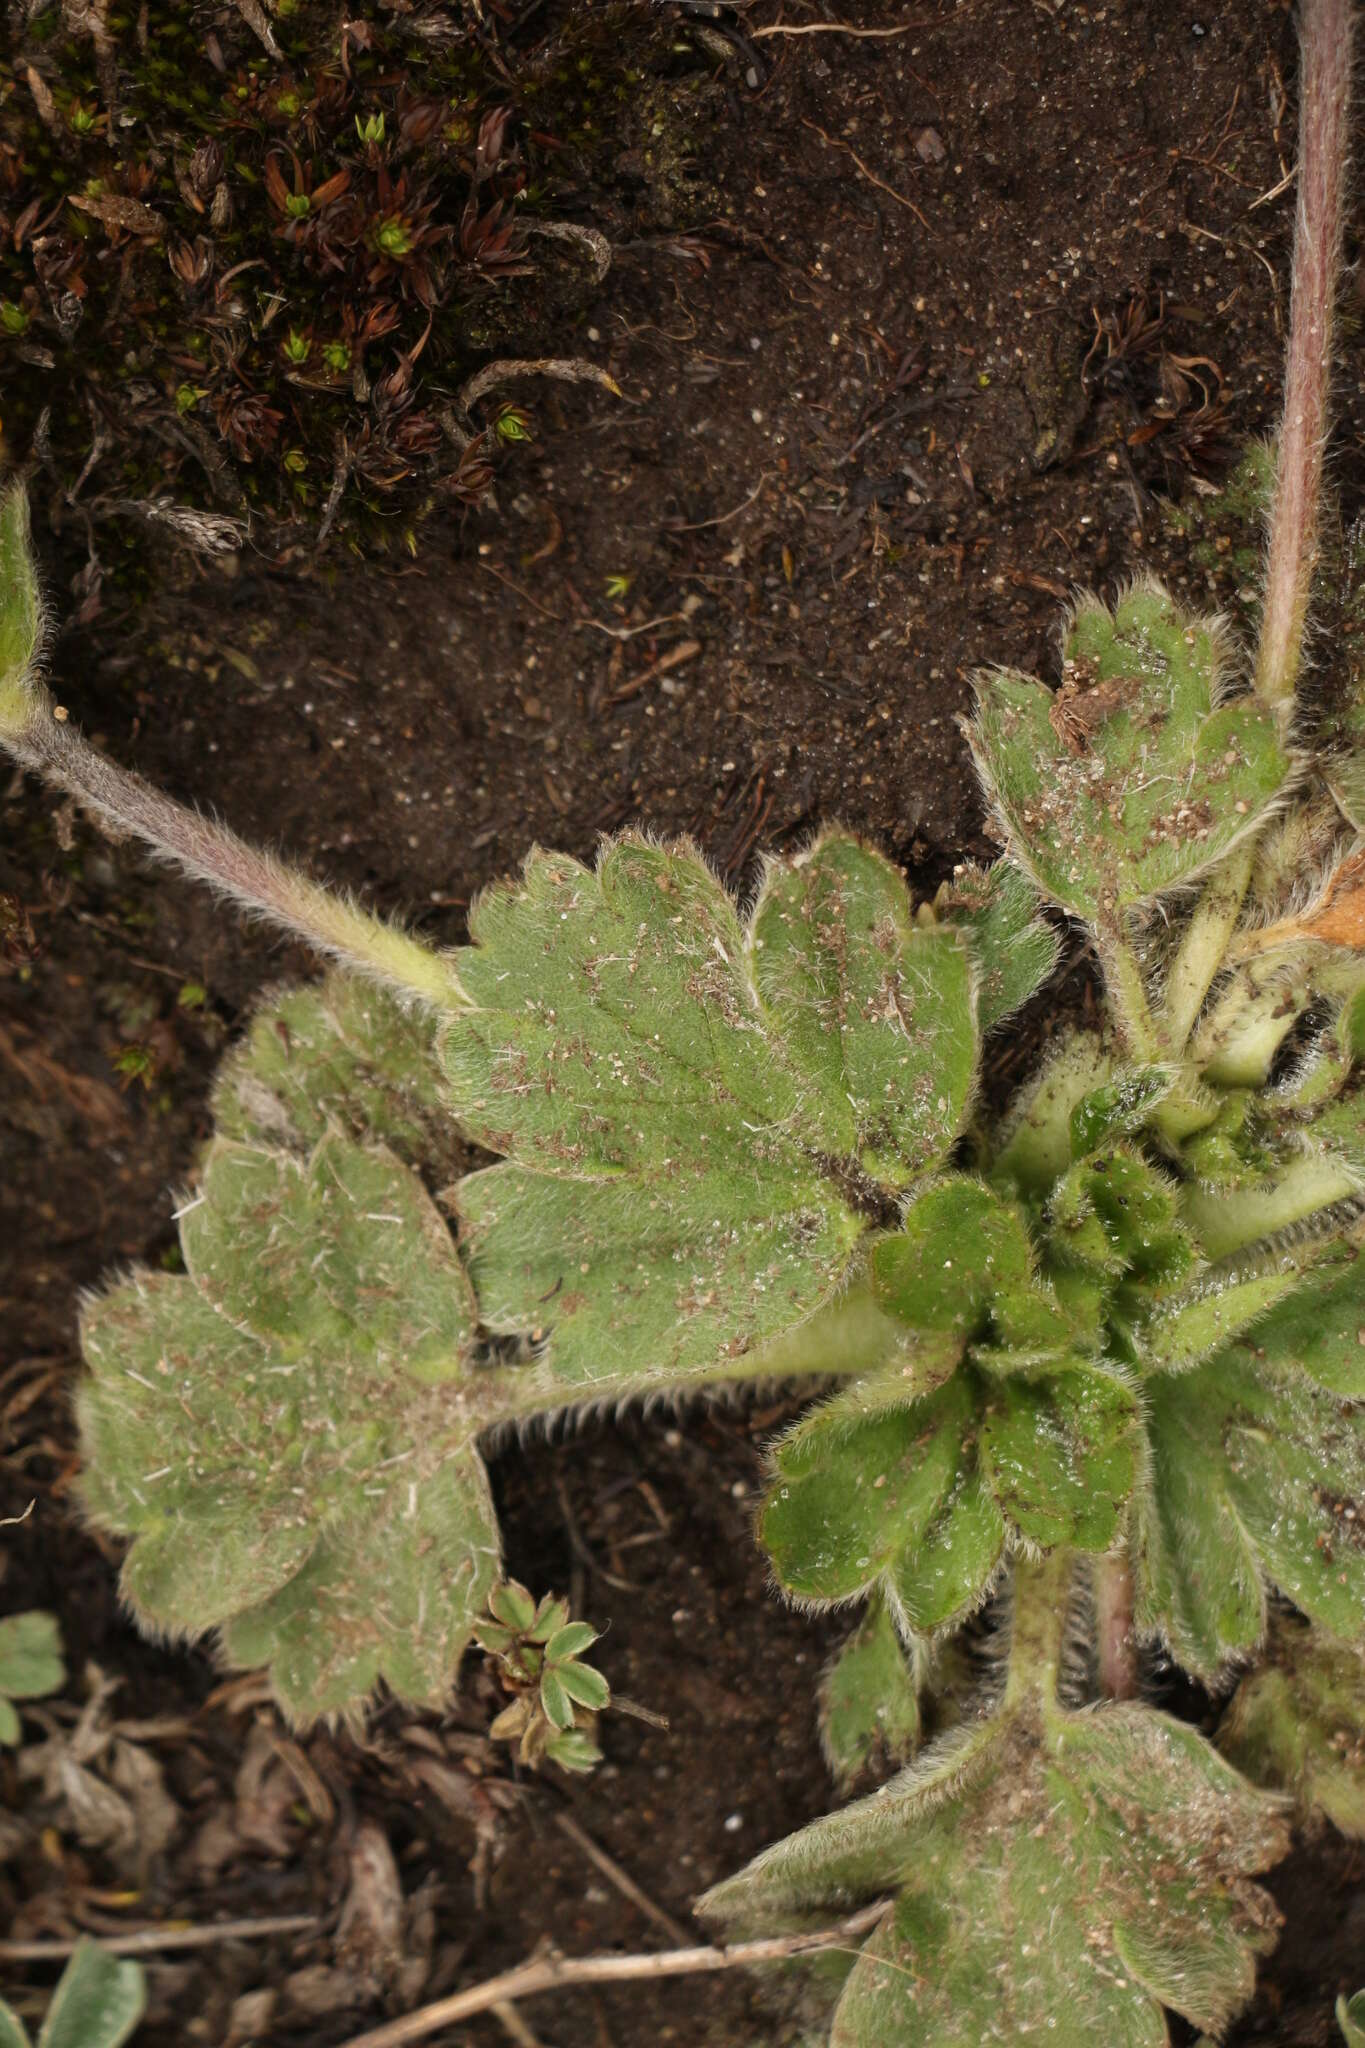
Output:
(476, 1581), (611, 1773)
(0, 1610), (65, 1746)
(1341, 1991), (1365, 2048)
(0, 1940), (145, 2048)
(0, 2), (1359, 2041)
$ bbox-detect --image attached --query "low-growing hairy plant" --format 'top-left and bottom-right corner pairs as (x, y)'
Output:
(0, 1609), (65, 1747)
(0, 1939), (145, 2048)
(0, 2), (1361, 2040)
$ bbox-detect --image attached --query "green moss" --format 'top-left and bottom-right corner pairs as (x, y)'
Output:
(4, 2), (683, 569)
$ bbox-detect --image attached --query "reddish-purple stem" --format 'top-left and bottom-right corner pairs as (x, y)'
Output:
(1255, 0), (1354, 714)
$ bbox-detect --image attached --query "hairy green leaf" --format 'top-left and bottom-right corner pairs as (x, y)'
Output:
(181, 1135), (474, 1380)
(0, 483), (43, 737)
(978, 1367), (1136, 1551)
(818, 1598), (922, 1791)
(761, 1353), (1137, 1627)
(703, 1701), (1286, 2046)
(447, 834), (976, 1391)
(77, 1134), (506, 1724)
(213, 973), (463, 1180)
(968, 584), (1289, 920)
(218, 1455), (499, 1724)
(871, 1181), (1033, 1341)
(761, 1377), (1006, 1630)
(751, 832), (977, 1186)
(1136, 1350), (1365, 1678)
(935, 860), (1060, 1032)
(1219, 1620), (1365, 1838)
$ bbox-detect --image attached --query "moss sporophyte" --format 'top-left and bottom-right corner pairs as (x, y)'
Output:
(1, 3), (1362, 2041)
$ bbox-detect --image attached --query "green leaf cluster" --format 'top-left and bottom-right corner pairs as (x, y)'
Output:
(477, 1580), (612, 1773)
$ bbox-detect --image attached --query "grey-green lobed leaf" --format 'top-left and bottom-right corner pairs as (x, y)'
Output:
(702, 1699), (1287, 2047)
(77, 1130), (505, 1724)
(445, 832), (977, 1392)
(212, 972), (465, 1182)
(967, 583), (1290, 921)
(1135, 1342), (1365, 1680)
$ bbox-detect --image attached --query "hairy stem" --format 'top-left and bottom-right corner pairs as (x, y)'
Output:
(1004, 1550), (1075, 1712)
(1253, 0), (1354, 716)
(1095, 918), (1166, 1063)
(1094, 1554), (1139, 1702)
(1181, 1151), (1360, 1260)
(1160, 842), (1256, 1049)
(5, 698), (465, 1011)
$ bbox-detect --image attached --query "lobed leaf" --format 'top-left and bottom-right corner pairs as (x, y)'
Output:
(871, 1181), (1033, 1343)
(761, 1355), (1137, 1628)
(181, 1134), (475, 1380)
(750, 831), (978, 1186)
(761, 1377), (1005, 1631)
(978, 1366), (1136, 1552)
(703, 1700), (1286, 2046)
(447, 834), (977, 1393)
(818, 1597), (922, 1791)
(78, 1133), (507, 1724)
(213, 973), (464, 1181)
(1218, 1620), (1365, 1838)
(219, 1454), (499, 1725)
(934, 860), (1061, 1032)
(968, 583), (1289, 922)
(1136, 1349), (1365, 1678)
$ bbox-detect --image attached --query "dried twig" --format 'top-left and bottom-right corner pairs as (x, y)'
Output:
(524, 221), (613, 283)
(232, 0), (282, 58)
(478, 558), (564, 622)
(608, 640), (701, 707)
(337, 1903), (892, 2048)
(0, 1914), (319, 1962)
(492, 2001), (546, 2048)
(663, 474), (772, 532)
(458, 357), (622, 416)
(753, 18), (919, 37)
(554, 1811), (690, 1946)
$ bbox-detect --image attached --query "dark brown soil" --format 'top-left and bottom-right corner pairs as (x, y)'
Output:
(3, 4), (1362, 2045)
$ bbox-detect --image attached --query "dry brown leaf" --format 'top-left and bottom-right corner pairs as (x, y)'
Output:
(1238, 847), (1365, 956)
(336, 1821), (407, 1997)
(67, 191), (165, 239)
